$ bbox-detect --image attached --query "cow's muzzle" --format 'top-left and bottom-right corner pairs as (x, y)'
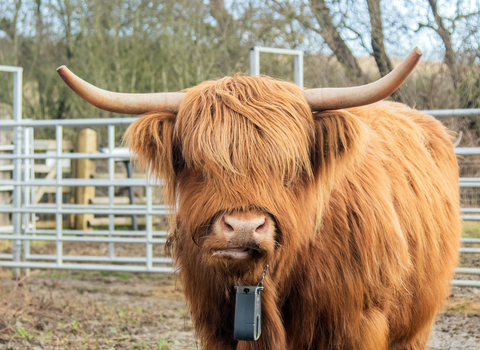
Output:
(210, 211), (275, 260)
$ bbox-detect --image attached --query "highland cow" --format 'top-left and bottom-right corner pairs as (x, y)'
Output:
(57, 47), (461, 350)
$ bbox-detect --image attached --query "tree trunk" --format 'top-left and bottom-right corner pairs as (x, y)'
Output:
(309, 0), (364, 82)
(366, 0), (392, 76)
(13, 0), (22, 65)
(209, 0), (235, 40)
(366, 0), (404, 102)
(427, 0), (459, 89)
(209, 0), (242, 74)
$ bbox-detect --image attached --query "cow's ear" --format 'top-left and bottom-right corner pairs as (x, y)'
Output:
(124, 112), (177, 183)
(312, 109), (368, 182)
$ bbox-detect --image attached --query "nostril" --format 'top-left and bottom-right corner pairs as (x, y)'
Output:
(221, 217), (235, 233)
(255, 218), (268, 235)
(222, 213), (269, 236)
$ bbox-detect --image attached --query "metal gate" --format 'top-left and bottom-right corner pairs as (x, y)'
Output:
(0, 65), (480, 287)
(0, 117), (171, 274)
(424, 109), (480, 287)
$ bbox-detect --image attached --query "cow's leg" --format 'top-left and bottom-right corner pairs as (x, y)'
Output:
(236, 288), (287, 350)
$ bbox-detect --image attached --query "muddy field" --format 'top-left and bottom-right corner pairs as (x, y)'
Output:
(0, 266), (479, 350)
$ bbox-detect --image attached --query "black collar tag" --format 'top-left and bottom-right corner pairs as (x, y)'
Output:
(234, 285), (263, 341)
(234, 265), (268, 341)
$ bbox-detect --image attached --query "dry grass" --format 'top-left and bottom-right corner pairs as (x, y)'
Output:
(443, 297), (480, 315)
(0, 266), (478, 350)
(0, 268), (196, 350)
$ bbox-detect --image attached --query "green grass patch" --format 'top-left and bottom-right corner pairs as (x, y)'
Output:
(30, 240), (49, 247)
(15, 324), (33, 341)
(48, 271), (95, 279)
(1, 239), (51, 251)
(0, 239), (11, 250)
(36, 270), (172, 282)
(101, 271), (134, 280)
(156, 338), (173, 350)
(462, 221), (480, 238)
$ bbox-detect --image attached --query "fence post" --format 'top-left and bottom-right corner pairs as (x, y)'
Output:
(75, 128), (97, 230)
(12, 69), (23, 278)
(0, 105), (12, 228)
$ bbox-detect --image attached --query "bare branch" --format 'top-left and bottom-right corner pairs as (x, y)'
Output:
(415, 22), (437, 32)
(427, 0), (460, 88)
(450, 10), (480, 23)
(342, 24), (371, 52)
(308, 0), (364, 80)
(270, 0), (321, 35)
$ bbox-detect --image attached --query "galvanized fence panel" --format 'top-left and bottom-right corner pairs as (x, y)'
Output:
(0, 118), (172, 273)
(0, 104), (479, 286)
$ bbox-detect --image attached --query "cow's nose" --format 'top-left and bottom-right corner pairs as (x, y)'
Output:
(221, 212), (269, 238)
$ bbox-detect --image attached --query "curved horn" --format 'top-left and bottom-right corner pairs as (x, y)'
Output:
(57, 66), (185, 114)
(304, 47), (422, 111)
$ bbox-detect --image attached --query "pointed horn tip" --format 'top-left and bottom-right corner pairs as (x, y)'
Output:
(56, 66), (70, 82)
(413, 47), (423, 57)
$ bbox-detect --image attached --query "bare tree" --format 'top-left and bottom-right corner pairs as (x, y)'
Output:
(2, 0), (480, 118)
(0, 0), (23, 65)
(210, 0), (236, 38)
(308, 0), (364, 81)
(366, 0), (392, 76)
(366, 0), (404, 102)
(423, 0), (460, 89)
(208, 0), (241, 73)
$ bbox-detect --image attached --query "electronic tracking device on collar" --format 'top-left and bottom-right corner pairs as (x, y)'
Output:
(234, 265), (268, 341)
(234, 285), (263, 341)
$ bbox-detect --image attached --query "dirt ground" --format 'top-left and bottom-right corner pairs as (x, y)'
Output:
(430, 277), (480, 349)
(0, 266), (479, 350)
(0, 269), (196, 350)
(1, 235), (480, 350)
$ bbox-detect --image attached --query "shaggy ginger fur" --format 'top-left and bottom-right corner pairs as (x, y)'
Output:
(125, 75), (460, 350)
